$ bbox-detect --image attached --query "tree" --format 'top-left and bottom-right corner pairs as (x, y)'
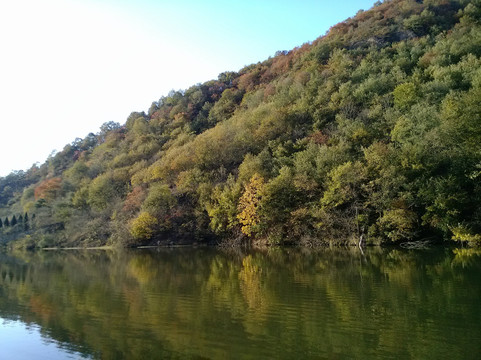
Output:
(237, 174), (265, 237)
(377, 208), (418, 242)
(34, 178), (62, 202)
(98, 121), (121, 143)
(207, 175), (242, 235)
(4, 217), (9, 227)
(87, 173), (118, 211)
(11, 215), (17, 227)
(141, 183), (176, 231)
(321, 161), (367, 209)
(24, 212), (29, 231)
(258, 167), (301, 243)
(130, 212), (158, 241)
(393, 82), (418, 110)
(142, 183), (176, 215)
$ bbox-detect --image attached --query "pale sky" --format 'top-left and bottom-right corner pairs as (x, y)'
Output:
(0, 0), (376, 176)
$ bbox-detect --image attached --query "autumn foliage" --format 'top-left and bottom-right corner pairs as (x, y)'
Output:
(237, 174), (264, 237)
(2, 0), (481, 247)
(34, 178), (62, 201)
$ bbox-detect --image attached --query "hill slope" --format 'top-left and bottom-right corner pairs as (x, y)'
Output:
(2, 0), (481, 248)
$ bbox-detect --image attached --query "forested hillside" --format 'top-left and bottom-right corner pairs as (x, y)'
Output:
(2, 0), (481, 248)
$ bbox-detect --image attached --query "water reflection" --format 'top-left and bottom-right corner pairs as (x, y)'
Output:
(0, 247), (480, 359)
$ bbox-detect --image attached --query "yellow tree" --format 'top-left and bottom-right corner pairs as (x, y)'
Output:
(130, 212), (158, 240)
(237, 174), (264, 236)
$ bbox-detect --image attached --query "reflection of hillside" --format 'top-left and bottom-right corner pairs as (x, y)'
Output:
(0, 247), (480, 359)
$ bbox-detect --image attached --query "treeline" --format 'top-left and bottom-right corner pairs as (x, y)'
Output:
(0, 213), (30, 228)
(2, 0), (481, 248)
(0, 213), (33, 245)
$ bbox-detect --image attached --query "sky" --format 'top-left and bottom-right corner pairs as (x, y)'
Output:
(0, 0), (377, 177)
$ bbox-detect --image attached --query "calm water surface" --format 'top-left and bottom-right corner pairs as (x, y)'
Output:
(0, 247), (480, 359)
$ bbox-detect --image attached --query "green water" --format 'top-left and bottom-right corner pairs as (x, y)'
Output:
(0, 247), (480, 359)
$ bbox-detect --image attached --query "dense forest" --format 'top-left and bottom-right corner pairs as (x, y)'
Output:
(2, 0), (481, 248)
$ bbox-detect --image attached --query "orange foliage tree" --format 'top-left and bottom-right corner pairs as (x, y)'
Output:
(34, 178), (62, 201)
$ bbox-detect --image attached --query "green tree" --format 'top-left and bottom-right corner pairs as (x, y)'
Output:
(378, 208), (418, 242)
(321, 161), (367, 209)
(393, 82), (418, 110)
(142, 183), (176, 231)
(87, 173), (125, 211)
(207, 175), (242, 235)
(259, 167), (300, 243)
(142, 183), (176, 215)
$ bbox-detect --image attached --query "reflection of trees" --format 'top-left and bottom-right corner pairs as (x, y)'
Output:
(452, 248), (481, 268)
(0, 247), (480, 359)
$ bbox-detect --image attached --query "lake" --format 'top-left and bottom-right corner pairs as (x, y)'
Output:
(0, 246), (480, 359)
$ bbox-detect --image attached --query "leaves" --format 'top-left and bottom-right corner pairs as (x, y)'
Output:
(237, 174), (265, 237)
(130, 212), (158, 240)
(34, 178), (62, 202)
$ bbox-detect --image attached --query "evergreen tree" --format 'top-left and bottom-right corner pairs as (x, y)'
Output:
(0, 218), (2, 228)
(11, 215), (17, 227)
(24, 213), (29, 231)
(4, 217), (9, 227)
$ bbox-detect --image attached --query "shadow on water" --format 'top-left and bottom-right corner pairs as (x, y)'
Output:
(0, 246), (481, 359)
